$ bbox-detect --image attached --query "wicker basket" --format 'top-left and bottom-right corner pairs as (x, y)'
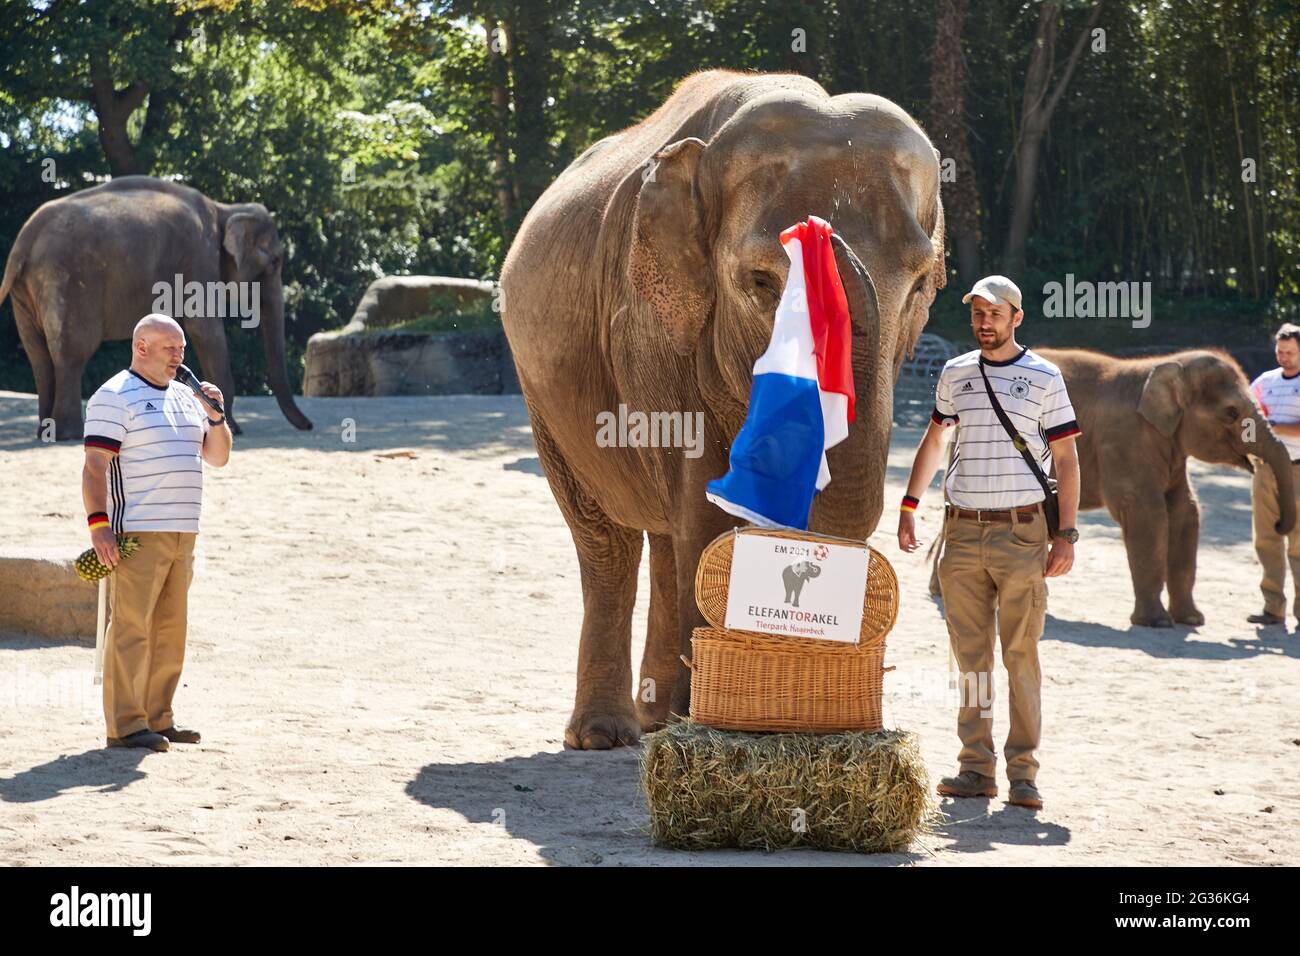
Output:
(694, 527), (898, 645)
(686, 527), (900, 734)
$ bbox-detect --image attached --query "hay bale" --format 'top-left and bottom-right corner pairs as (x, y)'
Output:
(641, 721), (935, 853)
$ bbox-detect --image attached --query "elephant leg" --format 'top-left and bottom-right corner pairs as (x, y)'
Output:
(185, 315), (240, 434)
(1115, 495), (1174, 627)
(636, 532), (679, 732)
(527, 411), (641, 750)
(1166, 476), (1204, 626)
(668, 505), (738, 720)
(11, 288), (55, 437)
(39, 285), (96, 441)
(51, 360), (88, 441)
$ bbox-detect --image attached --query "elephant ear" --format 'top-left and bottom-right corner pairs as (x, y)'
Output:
(1138, 361), (1186, 438)
(628, 137), (713, 355)
(906, 194), (946, 363)
(223, 212), (279, 280)
(222, 212), (266, 280)
(928, 194), (947, 294)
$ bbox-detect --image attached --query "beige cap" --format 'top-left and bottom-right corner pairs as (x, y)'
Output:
(961, 275), (1022, 310)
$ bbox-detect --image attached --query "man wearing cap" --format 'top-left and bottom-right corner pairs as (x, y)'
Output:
(1247, 323), (1300, 627)
(83, 314), (231, 752)
(897, 276), (1081, 810)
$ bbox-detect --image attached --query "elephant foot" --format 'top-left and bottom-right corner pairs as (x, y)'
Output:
(635, 693), (674, 733)
(564, 700), (641, 750)
(1170, 604), (1205, 627)
(1131, 608), (1175, 628)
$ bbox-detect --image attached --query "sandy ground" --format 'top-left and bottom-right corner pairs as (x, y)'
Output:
(0, 389), (1297, 867)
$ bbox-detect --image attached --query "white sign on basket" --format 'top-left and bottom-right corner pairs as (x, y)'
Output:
(723, 533), (868, 644)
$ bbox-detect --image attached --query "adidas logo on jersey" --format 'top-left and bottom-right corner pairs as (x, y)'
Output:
(960, 381), (974, 392)
(145, 402), (157, 410)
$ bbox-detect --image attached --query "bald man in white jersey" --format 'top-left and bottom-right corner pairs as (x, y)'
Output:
(83, 314), (231, 752)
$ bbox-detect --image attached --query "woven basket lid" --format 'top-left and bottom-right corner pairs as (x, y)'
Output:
(693, 527), (898, 648)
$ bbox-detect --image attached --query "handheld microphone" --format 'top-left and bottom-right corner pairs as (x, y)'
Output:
(175, 363), (225, 416)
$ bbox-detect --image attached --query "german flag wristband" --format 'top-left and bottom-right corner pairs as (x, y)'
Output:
(900, 495), (919, 513)
(87, 512), (110, 531)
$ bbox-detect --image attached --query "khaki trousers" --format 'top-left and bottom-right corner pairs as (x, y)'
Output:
(103, 531), (197, 739)
(937, 507), (1049, 782)
(1252, 461), (1300, 618)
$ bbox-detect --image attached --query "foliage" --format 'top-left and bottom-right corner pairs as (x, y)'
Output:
(1, 0), (1297, 395)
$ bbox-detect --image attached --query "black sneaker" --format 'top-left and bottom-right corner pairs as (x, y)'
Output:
(1247, 611), (1285, 625)
(106, 730), (169, 752)
(156, 726), (201, 744)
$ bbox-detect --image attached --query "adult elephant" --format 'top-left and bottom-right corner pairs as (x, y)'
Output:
(501, 70), (945, 749)
(1037, 347), (1296, 627)
(0, 176), (313, 438)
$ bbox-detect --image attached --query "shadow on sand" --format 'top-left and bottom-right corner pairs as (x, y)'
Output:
(932, 798), (1071, 853)
(1041, 613), (1300, 661)
(0, 747), (150, 803)
(405, 747), (929, 866)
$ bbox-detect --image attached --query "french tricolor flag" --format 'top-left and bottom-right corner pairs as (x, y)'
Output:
(706, 216), (855, 530)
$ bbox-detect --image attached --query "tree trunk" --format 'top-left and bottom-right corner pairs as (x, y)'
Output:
(1004, 1), (1102, 271)
(484, 14), (518, 236)
(503, 1), (554, 209)
(929, 0), (980, 288)
(88, 46), (148, 176)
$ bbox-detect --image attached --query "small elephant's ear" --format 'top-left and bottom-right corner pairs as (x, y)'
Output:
(628, 137), (714, 355)
(222, 213), (260, 279)
(1138, 361), (1186, 438)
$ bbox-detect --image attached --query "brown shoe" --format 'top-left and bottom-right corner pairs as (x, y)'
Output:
(1247, 611), (1284, 625)
(1008, 779), (1043, 809)
(937, 770), (997, 798)
(106, 730), (169, 752)
(156, 726), (201, 744)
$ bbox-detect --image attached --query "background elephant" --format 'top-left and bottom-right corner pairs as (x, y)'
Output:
(0, 176), (313, 438)
(1036, 347), (1297, 627)
(782, 561), (822, 606)
(501, 70), (945, 748)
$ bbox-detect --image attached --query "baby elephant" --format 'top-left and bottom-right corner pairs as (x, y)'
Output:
(1039, 348), (1296, 627)
(782, 561), (822, 607)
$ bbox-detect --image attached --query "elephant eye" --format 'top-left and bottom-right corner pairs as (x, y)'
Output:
(750, 271), (780, 301)
(1225, 405), (1240, 422)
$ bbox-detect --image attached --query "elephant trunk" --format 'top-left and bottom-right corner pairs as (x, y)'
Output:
(806, 238), (889, 539)
(260, 274), (313, 431)
(1256, 416), (1296, 534)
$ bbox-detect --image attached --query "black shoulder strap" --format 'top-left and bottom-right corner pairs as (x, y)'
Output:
(978, 360), (1055, 499)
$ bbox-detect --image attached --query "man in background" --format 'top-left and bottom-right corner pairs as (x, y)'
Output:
(1248, 323), (1300, 628)
(83, 314), (231, 751)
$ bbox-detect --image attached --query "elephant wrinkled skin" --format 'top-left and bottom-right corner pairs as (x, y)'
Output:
(0, 176), (312, 438)
(501, 70), (945, 749)
(1038, 348), (1296, 628)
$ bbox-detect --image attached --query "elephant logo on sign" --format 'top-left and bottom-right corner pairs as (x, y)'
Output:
(781, 561), (822, 607)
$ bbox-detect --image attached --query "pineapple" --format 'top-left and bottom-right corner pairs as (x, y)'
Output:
(74, 536), (141, 582)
